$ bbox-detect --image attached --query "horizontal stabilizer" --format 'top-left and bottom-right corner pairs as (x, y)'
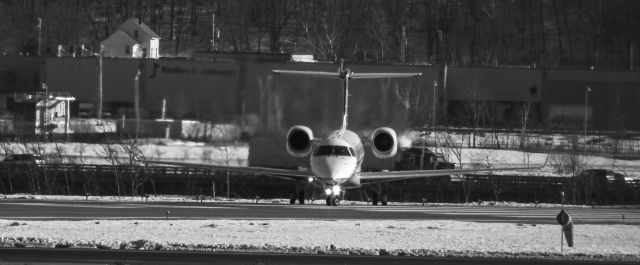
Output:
(272, 70), (342, 78)
(273, 70), (422, 79)
(349, 72), (422, 79)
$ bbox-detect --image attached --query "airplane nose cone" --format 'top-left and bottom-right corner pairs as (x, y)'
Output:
(327, 158), (355, 180)
(311, 156), (356, 182)
(330, 167), (347, 180)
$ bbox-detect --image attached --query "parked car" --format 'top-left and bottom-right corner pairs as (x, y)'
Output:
(396, 147), (456, 170)
(1, 154), (45, 165)
(575, 169), (625, 184)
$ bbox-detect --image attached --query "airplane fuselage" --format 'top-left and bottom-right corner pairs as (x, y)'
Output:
(310, 129), (364, 191)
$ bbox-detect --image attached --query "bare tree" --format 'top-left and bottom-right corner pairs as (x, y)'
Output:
(464, 87), (489, 147)
(550, 134), (589, 176)
(212, 123), (239, 199)
(119, 139), (148, 196)
(298, 1), (344, 62)
(519, 101), (532, 149)
(95, 141), (121, 197)
(364, 5), (392, 62)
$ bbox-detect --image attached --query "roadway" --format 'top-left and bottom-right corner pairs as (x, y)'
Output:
(0, 199), (639, 225)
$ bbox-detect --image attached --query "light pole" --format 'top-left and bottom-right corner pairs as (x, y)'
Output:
(433, 80), (438, 154)
(41, 83), (48, 140)
(584, 86), (591, 152)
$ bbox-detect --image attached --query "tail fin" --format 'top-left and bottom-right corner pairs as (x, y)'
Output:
(272, 65), (422, 133)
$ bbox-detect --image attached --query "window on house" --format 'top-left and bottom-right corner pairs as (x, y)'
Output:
(125, 45), (130, 54)
(134, 30), (139, 38)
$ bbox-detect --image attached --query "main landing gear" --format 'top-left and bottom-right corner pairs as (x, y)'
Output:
(371, 183), (388, 206)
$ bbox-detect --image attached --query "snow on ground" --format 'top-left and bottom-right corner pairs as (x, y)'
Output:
(440, 148), (640, 178)
(0, 219), (638, 261)
(3, 139), (639, 177)
(0, 195), (639, 261)
(0, 141), (249, 166)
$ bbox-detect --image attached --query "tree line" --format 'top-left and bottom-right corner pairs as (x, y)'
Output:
(2, 0), (640, 69)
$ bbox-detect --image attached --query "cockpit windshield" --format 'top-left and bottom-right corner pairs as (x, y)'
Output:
(314, 145), (353, 157)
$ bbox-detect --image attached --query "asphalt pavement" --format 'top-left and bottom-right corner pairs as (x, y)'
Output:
(1, 199), (639, 264)
(0, 248), (636, 265)
(0, 199), (638, 225)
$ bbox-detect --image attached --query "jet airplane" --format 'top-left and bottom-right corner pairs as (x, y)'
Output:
(143, 64), (542, 206)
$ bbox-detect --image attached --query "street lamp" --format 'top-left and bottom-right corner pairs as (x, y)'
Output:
(584, 86), (591, 151)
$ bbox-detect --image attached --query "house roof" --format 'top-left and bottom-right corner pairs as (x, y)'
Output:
(123, 18), (161, 39)
(101, 30), (139, 45)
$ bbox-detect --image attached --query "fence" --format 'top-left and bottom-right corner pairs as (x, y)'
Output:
(0, 164), (638, 205)
(0, 164), (294, 199)
(419, 128), (640, 157)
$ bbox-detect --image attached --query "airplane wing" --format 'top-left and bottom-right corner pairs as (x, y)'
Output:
(359, 166), (542, 182)
(140, 160), (314, 181)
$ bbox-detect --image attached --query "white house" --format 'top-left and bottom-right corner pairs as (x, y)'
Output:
(101, 18), (160, 59)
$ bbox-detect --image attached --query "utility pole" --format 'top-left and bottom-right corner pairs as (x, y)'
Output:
(400, 25), (407, 63)
(98, 45), (103, 119)
(432, 81), (437, 128)
(156, 98), (173, 139)
(584, 86), (590, 152)
(631, 43), (635, 71)
(135, 70), (141, 140)
(211, 11), (216, 51)
(37, 17), (42, 56)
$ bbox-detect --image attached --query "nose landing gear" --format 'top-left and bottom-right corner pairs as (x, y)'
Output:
(325, 195), (341, 206)
(325, 185), (342, 206)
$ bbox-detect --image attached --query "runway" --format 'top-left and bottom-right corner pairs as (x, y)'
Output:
(1, 199), (639, 264)
(1, 248), (636, 265)
(0, 199), (638, 225)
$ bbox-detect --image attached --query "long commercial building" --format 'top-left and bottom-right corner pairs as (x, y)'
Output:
(1, 55), (639, 137)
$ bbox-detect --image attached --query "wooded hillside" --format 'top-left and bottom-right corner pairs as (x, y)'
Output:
(1, 0), (639, 69)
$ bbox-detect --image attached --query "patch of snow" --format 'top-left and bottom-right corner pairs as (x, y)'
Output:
(0, 219), (638, 261)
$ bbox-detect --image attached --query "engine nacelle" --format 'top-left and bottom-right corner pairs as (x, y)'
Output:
(371, 127), (398, 159)
(286, 125), (314, 157)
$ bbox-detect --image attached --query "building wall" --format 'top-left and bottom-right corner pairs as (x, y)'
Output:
(541, 69), (640, 131)
(42, 57), (437, 137)
(101, 31), (139, 58)
(0, 56), (44, 111)
(142, 59), (240, 120)
(2, 55), (640, 133)
(0, 56), (43, 92)
(42, 57), (140, 118)
(446, 67), (542, 102)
